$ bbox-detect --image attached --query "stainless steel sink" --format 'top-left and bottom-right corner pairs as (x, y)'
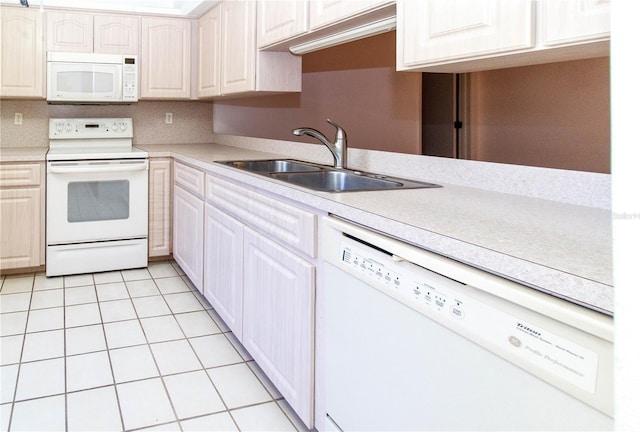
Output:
(219, 159), (330, 173)
(216, 159), (441, 192)
(269, 171), (401, 192)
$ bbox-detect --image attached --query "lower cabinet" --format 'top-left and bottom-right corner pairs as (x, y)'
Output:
(204, 204), (244, 335)
(0, 162), (45, 271)
(171, 165), (317, 427)
(204, 174), (317, 428)
(173, 184), (204, 292)
(148, 158), (172, 258)
(173, 161), (206, 293)
(242, 227), (315, 424)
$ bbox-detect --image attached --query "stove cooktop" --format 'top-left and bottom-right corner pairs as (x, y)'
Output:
(47, 117), (147, 161)
(46, 146), (148, 161)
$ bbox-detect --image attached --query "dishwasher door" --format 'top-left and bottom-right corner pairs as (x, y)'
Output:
(320, 216), (613, 431)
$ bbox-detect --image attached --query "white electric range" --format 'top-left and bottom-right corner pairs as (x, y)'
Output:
(46, 118), (149, 277)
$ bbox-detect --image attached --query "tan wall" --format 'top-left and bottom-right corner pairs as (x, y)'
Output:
(212, 32), (423, 155)
(212, 33), (610, 173)
(467, 57), (611, 173)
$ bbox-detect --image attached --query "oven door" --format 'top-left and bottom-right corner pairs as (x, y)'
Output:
(47, 159), (148, 245)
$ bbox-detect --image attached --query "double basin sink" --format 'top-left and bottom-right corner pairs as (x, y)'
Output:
(217, 159), (441, 193)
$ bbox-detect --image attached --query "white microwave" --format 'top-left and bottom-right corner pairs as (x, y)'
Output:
(47, 52), (138, 104)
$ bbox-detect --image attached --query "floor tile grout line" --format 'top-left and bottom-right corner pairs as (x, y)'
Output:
(133, 276), (186, 430)
(62, 270), (85, 432)
(95, 269), (128, 432)
(4, 271), (36, 432)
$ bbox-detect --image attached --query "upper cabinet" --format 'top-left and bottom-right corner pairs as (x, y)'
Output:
(46, 11), (93, 53)
(197, 5), (222, 98)
(399, 0), (534, 68)
(198, 0), (301, 99)
(258, 0), (395, 51)
(397, 0), (610, 73)
(309, 0), (393, 30)
(220, 0), (257, 95)
(46, 11), (140, 54)
(0, 6), (45, 98)
(94, 15), (140, 54)
(140, 16), (191, 99)
(257, 0), (308, 47)
(541, 0), (611, 46)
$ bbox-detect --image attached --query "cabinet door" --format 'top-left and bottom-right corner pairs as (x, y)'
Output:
(94, 15), (140, 54)
(1, 188), (41, 270)
(243, 227), (315, 427)
(148, 158), (171, 257)
(542, 0), (610, 46)
(198, 5), (222, 98)
(0, 6), (44, 98)
(399, 0), (534, 68)
(257, 0), (308, 48)
(46, 11), (93, 53)
(141, 17), (191, 99)
(221, 0), (257, 95)
(173, 185), (204, 292)
(309, 0), (390, 30)
(204, 205), (244, 336)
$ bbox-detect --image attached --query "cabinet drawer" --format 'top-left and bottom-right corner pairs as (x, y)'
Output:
(0, 163), (42, 187)
(207, 175), (317, 258)
(174, 162), (205, 197)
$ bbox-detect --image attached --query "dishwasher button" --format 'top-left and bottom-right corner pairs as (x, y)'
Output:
(451, 305), (465, 319)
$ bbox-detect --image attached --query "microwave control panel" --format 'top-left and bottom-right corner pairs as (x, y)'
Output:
(122, 55), (138, 102)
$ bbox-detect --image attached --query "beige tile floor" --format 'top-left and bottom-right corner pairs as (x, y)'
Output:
(0, 261), (308, 431)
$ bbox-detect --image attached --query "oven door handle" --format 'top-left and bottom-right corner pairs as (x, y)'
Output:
(48, 160), (148, 174)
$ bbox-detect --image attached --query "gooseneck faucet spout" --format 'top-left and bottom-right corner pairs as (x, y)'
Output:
(292, 118), (348, 169)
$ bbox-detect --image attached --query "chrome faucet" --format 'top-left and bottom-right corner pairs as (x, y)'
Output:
(292, 118), (348, 169)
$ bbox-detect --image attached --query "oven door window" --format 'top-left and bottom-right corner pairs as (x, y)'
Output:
(68, 180), (129, 223)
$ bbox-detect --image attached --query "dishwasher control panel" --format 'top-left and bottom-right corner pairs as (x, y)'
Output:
(340, 240), (465, 320)
(337, 238), (600, 396)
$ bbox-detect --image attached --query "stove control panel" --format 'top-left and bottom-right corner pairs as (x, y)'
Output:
(49, 118), (133, 139)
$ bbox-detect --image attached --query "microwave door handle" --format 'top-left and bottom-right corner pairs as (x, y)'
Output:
(49, 161), (148, 174)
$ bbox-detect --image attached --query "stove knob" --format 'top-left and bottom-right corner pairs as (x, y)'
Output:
(65, 123), (72, 132)
(56, 123), (63, 132)
(112, 123), (118, 132)
(120, 123), (128, 132)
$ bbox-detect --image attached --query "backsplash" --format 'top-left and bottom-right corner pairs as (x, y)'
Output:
(211, 133), (611, 210)
(0, 100), (215, 148)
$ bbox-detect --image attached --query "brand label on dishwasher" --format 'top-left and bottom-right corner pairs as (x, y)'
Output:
(500, 314), (598, 393)
(339, 241), (599, 394)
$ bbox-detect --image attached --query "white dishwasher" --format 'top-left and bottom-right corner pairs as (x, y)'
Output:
(319, 216), (613, 431)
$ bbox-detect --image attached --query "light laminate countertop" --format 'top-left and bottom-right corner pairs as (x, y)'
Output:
(0, 147), (48, 162)
(0, 143), (612, 314)
(138, 143), (613, 315)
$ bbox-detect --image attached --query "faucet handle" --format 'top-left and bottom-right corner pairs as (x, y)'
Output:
(326, 118), (347, 141)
